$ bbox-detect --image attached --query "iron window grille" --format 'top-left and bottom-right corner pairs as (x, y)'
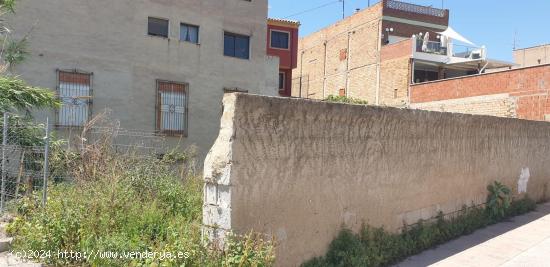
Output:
(155, 80), (189, 137)
(55, 69), (93, 127)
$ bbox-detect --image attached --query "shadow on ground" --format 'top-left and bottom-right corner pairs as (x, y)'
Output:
(395, 202), (550, 267)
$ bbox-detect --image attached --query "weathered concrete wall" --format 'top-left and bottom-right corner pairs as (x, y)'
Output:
(204, 93), (550, 266)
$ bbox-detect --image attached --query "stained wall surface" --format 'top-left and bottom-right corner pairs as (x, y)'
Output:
(204, 93), (550, 266)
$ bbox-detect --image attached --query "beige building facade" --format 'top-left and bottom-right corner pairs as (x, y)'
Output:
(7, 0), (277, 160)
(514, 44), (550, 67)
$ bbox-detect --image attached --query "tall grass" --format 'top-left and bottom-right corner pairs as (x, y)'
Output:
(6, 119), (275, 266)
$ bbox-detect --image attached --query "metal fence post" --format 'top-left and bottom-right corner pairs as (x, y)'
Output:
(1, 113), (8, 213)
(42, 117), (50, 207)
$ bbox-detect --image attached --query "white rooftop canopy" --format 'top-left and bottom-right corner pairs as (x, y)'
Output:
(438, 27), (476, 46)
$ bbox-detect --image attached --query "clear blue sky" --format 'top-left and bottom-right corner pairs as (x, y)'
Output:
(268, 0), (550, 61)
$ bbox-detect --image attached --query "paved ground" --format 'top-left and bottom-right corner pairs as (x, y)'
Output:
(397, 202), (550, 267)
(0, 252), (41, 267)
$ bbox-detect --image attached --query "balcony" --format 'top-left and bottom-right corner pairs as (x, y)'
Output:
(416, 39), (447, 55)
(412, 35), (486, 64)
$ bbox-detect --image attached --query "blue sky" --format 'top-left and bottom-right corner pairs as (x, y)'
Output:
(268, 0), (550, 61)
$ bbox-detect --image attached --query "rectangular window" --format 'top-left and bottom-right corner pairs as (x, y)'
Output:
(278, 72), (285, 90)
(271, 30), (290, 49)
(148, 17), (169, 38)
(180, 23), (199, 44)
(224, 32), (250, 59)
(57, 70), (92, 127)
(156, 80), (188, 136)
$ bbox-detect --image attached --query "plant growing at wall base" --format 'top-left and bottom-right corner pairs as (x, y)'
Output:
(486, 181), (511, 220)
(324, 95), (368, 105)
(302, 181), (536, 267)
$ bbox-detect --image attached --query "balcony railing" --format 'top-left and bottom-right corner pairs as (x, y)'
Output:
(415, 38), (485, 60)
(416, 40), (447, 55)
(451, 44), (483, 59)
(386, 0), (446, 17)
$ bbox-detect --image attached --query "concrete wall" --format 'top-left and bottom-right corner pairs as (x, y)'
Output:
(6, 0), (276, 160)
(410, 64), (550, 121)
(514, 44), (550, 67)
(204, 93), (550, 266)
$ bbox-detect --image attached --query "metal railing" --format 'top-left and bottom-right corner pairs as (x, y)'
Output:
(386, 0), (446, 17)
(452, 44), (483, 59)
(416, 40), (448, 55)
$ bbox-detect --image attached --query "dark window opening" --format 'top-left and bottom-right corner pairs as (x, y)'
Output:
(414, 70), (438, 83)
(224, 32), (250, 59)
(278, 72), (285, 90)
(271, 31), (290, 49)
(148, 17), (169, 38)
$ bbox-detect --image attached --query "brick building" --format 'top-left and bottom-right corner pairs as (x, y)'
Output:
(410, 64), (550, 121)
(292, 0), (510, 107)
(267, 18), (300, 97)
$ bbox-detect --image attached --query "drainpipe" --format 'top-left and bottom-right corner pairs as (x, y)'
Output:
(345, 32), (351, 97)
(299, 50), (304, 98)
(323, 41), (327, 99)
(409, 58), (414, 106)
(375, 19), (382, 105)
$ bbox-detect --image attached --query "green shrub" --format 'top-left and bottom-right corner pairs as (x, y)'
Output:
(486, 181), (512, 221)
(302, 182), (536, 267)
(6, 143), (275, 266)
(324, 95), (368, 105)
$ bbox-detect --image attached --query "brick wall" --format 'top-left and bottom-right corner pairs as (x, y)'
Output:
(293, 2), (383, 102)
(410, 65), (550, 121)
(380, 39), (412, 106)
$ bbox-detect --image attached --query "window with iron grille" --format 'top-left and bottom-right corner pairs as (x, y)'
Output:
(56, 70), (92, 127)
(156, 80), (188, 136)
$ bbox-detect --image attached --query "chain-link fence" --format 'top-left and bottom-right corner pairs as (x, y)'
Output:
(0, 112), (194, 213)
(0, 112), (50, 212)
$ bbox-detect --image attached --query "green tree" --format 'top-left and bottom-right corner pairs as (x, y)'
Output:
(0, 0), (60, 146)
